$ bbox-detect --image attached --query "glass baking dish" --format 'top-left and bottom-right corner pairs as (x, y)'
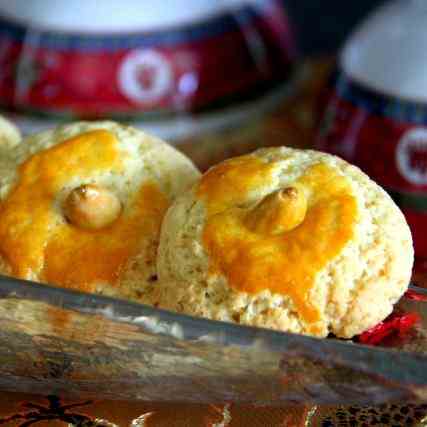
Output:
(1, 274), (427, 406)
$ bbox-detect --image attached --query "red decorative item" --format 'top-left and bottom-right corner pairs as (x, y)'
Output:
(316, 79), (427, 260)
(357, 312), (420, 346)
(404, 289), (427, 301)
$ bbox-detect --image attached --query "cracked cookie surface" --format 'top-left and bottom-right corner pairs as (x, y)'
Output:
(0, 121), (200, 301)
(156, 147), (413, 338)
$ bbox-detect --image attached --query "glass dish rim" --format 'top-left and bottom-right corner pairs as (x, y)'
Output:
(3, 274), (427, 400)
(1, 273), (427, 356)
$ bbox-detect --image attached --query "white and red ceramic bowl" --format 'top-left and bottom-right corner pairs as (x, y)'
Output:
(316, 0), (427, 264)
(0, 0), (297, 138)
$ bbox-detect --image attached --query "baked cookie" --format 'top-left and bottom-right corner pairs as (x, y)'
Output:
(0, 115), (21, 200)
(0, 115), (21, 150)
(0, 121), (200, 301)
(156, 147), (413, 338)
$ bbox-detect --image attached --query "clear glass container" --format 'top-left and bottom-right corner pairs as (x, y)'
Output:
(1, 274), (427, 405)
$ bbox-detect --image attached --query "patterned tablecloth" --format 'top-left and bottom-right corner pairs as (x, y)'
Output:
(1, 393), (427, 426)
(1, 59), (427, 426)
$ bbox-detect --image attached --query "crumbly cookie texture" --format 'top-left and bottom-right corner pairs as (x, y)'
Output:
(156, 147), (413, 338)
(0, 115), (21, 149)
(0, 116), (21, 195)
(0, 121), (200, 301)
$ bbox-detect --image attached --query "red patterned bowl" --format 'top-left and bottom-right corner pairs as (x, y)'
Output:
(316, 0), (427, 265)
(0, 0), (296, 129)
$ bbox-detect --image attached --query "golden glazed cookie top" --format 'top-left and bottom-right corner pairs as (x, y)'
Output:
(156, 147), (413, 338)
(0, 122), (200, 296)
(197, 156), (358, 329)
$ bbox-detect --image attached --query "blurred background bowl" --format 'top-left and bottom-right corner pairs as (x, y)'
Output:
(316, 0), (427, 267)
(0, 0), (297, 140)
